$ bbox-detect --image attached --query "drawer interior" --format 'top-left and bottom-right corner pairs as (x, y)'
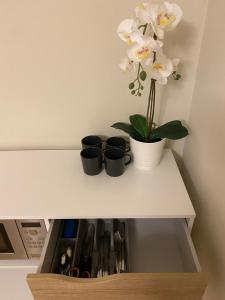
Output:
(128, 219), (200, 273)
(38, 218), (200, 277)
(38, 218), (129, 277)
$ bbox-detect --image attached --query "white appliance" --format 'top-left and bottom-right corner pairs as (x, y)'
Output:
(0, 219), (47, 259)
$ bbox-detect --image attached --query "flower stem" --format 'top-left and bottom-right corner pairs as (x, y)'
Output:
(146, 33), (158, 141)
(146, 79), (156, 141)
(132, 63), (143, 96)
(138, 24), (148, 35)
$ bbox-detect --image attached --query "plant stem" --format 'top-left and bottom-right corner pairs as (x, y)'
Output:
(146, 79), (156, 141)
(138, 24), (148, 35)
(134, 63), (143, 96)
(146, 81), (153, 134)
(149, 79), (156, 138)
(146, 33), (158, 141)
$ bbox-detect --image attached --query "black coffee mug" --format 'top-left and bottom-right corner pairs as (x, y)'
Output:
(105, 137), (130, 152)
(80, 147), (103, 175)
(104, 148), (131, 177)
(81, 135), (102, 149)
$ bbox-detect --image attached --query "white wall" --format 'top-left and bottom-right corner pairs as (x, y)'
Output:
(0, 0), (206, 156)
(182, 0), (225, 298)
(1, 1), (224, 297)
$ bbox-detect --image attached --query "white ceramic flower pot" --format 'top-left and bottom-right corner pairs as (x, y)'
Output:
(130, 136), (165, 170)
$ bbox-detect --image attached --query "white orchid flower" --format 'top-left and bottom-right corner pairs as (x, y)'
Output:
(135, 2), (152, 23)
(149, 2), (183, 39)
(148, 54), (174, 85)
(119, 57), (137, 72)
(117, 19), (143, 45)
(127, 37), (160, 63)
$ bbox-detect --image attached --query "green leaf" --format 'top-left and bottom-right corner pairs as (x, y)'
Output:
(111, 122), (142, 140)
(140, 71), (147, 81)
(150, 120), (188, 140)
(129, 114), (147, 140)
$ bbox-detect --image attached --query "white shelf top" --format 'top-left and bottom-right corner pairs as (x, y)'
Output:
(0, 149), (195, 220)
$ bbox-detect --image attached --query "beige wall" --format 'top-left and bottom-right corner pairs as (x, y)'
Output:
(0, 1), (224, 297)
(182, 0), (225, 298)
(0, 0), (206, 155)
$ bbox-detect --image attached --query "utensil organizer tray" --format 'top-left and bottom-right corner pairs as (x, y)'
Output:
(40, 219), (129, 277)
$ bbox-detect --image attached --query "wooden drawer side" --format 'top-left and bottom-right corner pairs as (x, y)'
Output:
(27, 272), (207, 300)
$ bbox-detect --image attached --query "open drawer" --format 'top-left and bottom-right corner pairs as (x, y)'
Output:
(27, 218), (207, 300)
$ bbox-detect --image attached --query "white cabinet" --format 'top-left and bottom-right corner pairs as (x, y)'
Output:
(0, 149), (207, 299)
(0, 150), (195, 223)
(0, 260), (38, 300)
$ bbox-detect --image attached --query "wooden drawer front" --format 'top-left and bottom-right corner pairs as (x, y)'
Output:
(27, 273), (207, 300)
(27, 219), (207, 300)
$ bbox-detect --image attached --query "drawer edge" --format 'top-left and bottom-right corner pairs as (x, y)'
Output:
(27, 272), (208, 300)
(181, 220), (202, 272)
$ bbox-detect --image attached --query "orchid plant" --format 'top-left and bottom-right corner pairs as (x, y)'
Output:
(112, 1), (188, 143)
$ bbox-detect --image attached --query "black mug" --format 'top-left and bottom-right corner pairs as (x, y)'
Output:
(80, 147), (103, 176)
(104, 148), (131, 177)
(81, 135), (102, 149)
(105, 137), (130, 152)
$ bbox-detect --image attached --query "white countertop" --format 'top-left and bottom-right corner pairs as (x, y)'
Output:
(0, 149), (195, 220)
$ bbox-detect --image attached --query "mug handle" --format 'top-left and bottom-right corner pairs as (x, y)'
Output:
(124, 153), (132, 166)
(125, 141), (130, 152)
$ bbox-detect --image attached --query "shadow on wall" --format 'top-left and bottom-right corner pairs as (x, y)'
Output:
(167, 20), (197, 50)
(158, 20), (197, 144)
(180, 162), (224, 299)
